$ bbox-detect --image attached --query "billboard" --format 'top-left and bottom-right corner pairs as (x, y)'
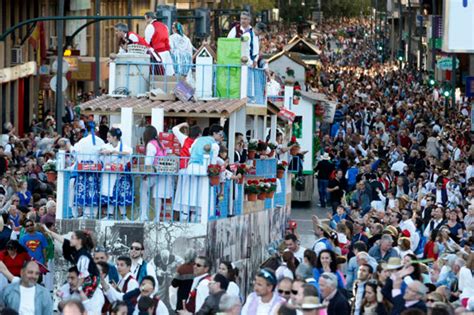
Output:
(442, 0), (474, 52)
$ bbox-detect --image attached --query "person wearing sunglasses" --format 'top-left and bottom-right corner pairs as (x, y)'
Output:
(184, 256), (212, 313)
(241, 268), (285, 314)
(276, 277), (293, 302)
(129, 241), (158, 289)
(18, 219), (48, 267)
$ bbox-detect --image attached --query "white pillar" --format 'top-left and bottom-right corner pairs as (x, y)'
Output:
(121, 107), (133, 148)
(151, 108), (165, 132)
(196, 51), (214, 99)
(108, 60), (116, 95)
(263, 115), (268, 140)
(284, 85), (294, 109)
(240, 57), (249, 99)
(253, 115), (259, 139)
(228, 113), (236, 164)
(270, 115), (277, 142)
(56, 150), (66, 219)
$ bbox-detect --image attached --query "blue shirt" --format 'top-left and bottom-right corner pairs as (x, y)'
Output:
(19, 232), (48, 263)
(17, 191), (32, 207)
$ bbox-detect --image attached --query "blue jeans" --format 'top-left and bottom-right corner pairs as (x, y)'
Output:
(318, 179), (329, 207)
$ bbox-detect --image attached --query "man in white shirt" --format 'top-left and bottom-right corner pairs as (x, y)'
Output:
(284, 234), (306, 264)
(102, 256), (139, 301)
(0, 260), (53, 314)
(227, 11), (259, 67)
(59, 266), (105, 313)
(241, 268), (285, 314)
(400, 209), (420, 252)
(185, 256), (211, 313)
(129, 241), (158, 291)
(423, 206), (446, 238)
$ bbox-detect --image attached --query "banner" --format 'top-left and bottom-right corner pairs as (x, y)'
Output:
(216, 38), (241, 99)
(442, 0), (474, 52)
(277, 107), (296, 122)
(28, 22), (46, 65)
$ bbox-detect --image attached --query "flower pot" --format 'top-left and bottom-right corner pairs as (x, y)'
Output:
(277, 169), (285, 179)
(237, 176), (245, 185)
(46, 171), (57, 183)
(247, 193), (258, 202)
(266, 191), (275, 199)
(268, 150), (275, 158)
(248, 150), (256, 160)
(258, 192), (267, 200)
(290, 146), (300, 156)
(209, 175), (220, 186)
(293, 97), (300, 105)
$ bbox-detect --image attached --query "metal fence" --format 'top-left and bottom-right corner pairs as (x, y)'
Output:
(247, 68), (267, 105)
(112, 60), (269, 103)
(56, 152), (286, 223)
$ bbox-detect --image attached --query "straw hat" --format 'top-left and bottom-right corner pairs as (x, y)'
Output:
(321, 153), (331, 160)
(383, 257), (403, 270)
(384, 225), (399, 238)
(300, 296), (323, 310)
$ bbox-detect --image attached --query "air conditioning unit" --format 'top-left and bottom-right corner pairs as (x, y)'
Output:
(49, 36), (57, 49)
(11, 47), (22, 65)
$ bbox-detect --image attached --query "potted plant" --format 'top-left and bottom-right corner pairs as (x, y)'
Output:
(266, 178), (277, 198)
(277, 161), (288, 179)
(244, 180), (260, 201)
(258, 180), (270, 200)
(267, 142), (277, 158)
(247, 139), (258, 160)
(235, 164), (247, 184)
(42, 159), (57, 183)
(293, 89), (301, 105)
(288, 136), (300, 156)
(285, 67), (295, 78)
(207, 164), (221, 186)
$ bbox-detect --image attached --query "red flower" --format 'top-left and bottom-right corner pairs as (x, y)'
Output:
(291, 136), (297, 143)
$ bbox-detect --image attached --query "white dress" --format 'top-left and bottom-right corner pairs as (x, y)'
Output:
(173, 142), (219, 221)
(100, 142), (133, 205)
(169, 33), (193, 76)
(72, 134), (105, 207)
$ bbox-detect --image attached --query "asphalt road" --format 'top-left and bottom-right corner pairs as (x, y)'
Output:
(289, 184), (331, 249)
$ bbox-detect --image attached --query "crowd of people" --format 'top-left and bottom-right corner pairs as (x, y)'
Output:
(1, 9), (474, 315)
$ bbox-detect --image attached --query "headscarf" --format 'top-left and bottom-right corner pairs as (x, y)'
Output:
(84, 121), (96, 145)
(174, 22), (184, 36)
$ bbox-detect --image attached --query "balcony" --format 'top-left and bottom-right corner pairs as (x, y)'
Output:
(55, 152), (288, 224)
(107, 51), (267, 106)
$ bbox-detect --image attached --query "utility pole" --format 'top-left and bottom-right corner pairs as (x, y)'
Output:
(94, 0), (101, 96)
(407, 0), (412, 68)
(431, 0), (437, 71)
(56, 0), (65, 133)
(452, 54), (456, 106)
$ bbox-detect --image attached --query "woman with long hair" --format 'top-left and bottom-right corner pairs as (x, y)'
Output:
(312, 249), (345, 290)
(100, 127), (133, 220)
(218, 261), (240, 298)
(169, 22), (193, 76)
(45, 227), (101, 301)
(275, 251), (297, 280)
(140, 125), (173, 222)
(360, 281), (389, 315)
(0, 240), (30, 277)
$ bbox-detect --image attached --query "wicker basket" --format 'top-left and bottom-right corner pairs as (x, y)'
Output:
(127, 44), (148, 55)
(154, 157), (179, 174)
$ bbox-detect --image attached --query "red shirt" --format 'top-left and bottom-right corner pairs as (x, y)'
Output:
(0, 250), (31, 276)
(126, 32), (150, 47)
(150, 21), (170, 53)
(180, 137), (195, 169)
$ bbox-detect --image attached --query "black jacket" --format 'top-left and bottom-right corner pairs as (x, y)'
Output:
(390, 294), (427, 315)
(327, 289), (351, 315)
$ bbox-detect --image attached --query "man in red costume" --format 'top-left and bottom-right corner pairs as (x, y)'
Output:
(144, 12), (175, 76)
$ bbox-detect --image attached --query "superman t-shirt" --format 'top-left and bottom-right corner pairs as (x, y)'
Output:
(19, 232), (48, 263)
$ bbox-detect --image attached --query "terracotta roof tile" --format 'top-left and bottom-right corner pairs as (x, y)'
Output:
(79, 95), (246, 116)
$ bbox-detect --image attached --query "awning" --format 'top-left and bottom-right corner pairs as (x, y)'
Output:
(78, 95), (247, 117)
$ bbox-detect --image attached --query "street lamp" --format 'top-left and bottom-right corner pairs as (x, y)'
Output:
(443, 89), (450, 118)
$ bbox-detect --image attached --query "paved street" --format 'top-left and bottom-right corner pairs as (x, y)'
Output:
(289, 182), (330, 249)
